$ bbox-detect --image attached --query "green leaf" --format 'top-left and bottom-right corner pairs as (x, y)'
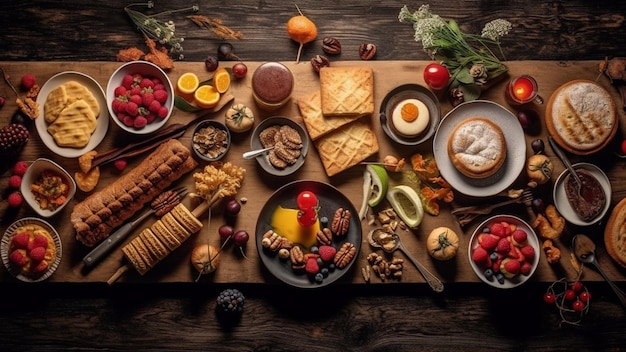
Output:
(459, 84), (481, 101)
(456, 68), (475, 84)
(174, 95), (202, 112)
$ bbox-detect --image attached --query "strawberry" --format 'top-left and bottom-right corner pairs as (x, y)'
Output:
(113, 159), (127, 171)
(511, 229), (527, 246)
(123, 115), (135, 127)
(7, 191), (23, 207)
(148, 99), (162, 113)
(489, 222), (506, 237)
(158, 106), (169, 119)
(130, 87), (142, 96)
(520, 245), (535, 261)
(122, 74), (135, 89)
(520, 261), (533, 276)
(21, 74), (36, 90)
(492, 257), (502, 272)
(125, 101), (139, 116)
(500, 258), (520, 279)
(472, 247), (490, 266)
(153, 89), (168, 103)
(8, 174), (22, 189)
(31, 234), (49, 249)
(305, 257), (319, 275)
(129, 94), (142, 106)
(478, 233), (499, 251)
(318, 245), (336, 262)
(145, 113), (157, 124)
(29, 247), (46, 262)
(496, 238), (511, 254)
(142, 92), (155, 107)
(13, 161), (29, 176)
(9, 250), (27, 266)
(11, 233), (30, 249)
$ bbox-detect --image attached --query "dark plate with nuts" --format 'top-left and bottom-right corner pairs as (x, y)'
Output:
(379, 84), (440, 146)
(192, 120), (231, 161)
(250, 116), (309, 176)
(255, 180), (362, 288)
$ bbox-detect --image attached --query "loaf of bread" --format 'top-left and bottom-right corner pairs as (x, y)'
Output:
(72, 139), (197, 247)
(447, 117), (506, 178)
(546, 80), (617, 155)
(604, 197), (626, 269)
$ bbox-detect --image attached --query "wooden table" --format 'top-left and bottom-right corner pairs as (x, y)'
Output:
(1, 1), (626, 351)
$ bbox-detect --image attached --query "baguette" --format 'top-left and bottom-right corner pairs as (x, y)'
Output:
(72, 139), (197, 247)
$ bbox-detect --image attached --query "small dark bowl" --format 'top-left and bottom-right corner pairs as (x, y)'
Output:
(192, 120), (231, 161)
(249, 116), (309, 176)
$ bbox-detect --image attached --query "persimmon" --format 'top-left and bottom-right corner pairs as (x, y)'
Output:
(287, 5), (317, 63)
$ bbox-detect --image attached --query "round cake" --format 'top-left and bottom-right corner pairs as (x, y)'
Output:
(604, 197), (626, 269)
(546, 80), (617, 155)
(390, 98), (430, 138)
(447, 117), (506, 178)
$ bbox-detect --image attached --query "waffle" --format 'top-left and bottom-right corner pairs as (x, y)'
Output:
(296, 90), (364, 140)
(319, 67), (374, 117)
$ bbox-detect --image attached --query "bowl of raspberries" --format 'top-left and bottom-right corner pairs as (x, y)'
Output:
(106, 61), (174, 134)
(468, 215), (540, 289)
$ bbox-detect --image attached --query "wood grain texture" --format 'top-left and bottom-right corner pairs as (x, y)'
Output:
(1, 1), (626, 351)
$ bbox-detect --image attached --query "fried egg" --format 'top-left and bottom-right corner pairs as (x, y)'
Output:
(391, 98), (429, 137)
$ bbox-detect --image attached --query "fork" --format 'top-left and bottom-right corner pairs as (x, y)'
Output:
(451, 190), (534, 226)
(82, 186), (188, 269)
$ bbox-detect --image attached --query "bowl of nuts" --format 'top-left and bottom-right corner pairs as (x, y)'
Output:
(192, 120), (231, 161)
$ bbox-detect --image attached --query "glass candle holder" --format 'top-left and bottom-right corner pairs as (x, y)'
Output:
(505, 75), (543, 106)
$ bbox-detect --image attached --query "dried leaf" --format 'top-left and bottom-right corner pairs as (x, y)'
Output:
(188, 15), (243, 40)
(144, 37), (174, 69)
(117, 47), (145, 62)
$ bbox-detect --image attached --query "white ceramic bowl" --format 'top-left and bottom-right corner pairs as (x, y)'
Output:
(553, 162), (611, 226)
(106, 61), (174, 134)
(20, 158), (76, 217)
(468, 215), (540, 289)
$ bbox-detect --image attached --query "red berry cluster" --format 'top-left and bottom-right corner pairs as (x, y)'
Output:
(8, 231), (51, 275)
(5, 161), (29, 208)
(297, 191), (319, 227)
(111, 73), (169, 130)
(544, 279), (591, 325)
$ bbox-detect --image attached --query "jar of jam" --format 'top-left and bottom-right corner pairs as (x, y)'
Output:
(251, 62), (294, 111)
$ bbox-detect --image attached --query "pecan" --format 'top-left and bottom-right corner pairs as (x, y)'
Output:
(316, 228), (333, 245)
(331, 207), (351, 236)
(151, 190), (182, 216)
(334, 242), (356, 269)
(261, 230), (282, 252)
(322, 37), (342, 55)
(359, 43), (377, 60)
(290, 246), (306, 270)
(310, 54), (330, 73)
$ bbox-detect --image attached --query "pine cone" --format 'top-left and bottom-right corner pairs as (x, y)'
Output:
(0, 124), (29, 153)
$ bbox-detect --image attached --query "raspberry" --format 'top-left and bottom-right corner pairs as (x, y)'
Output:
(145, 113), (157, 124)
(29, 247), (46, 262)
(11, 233), (30, 249)
(32, 261), (49, 274)
(123, 115), (135, 127)
(216, 288), (245, 313)
(125, 102), (139, 116)
(318, 245), (336, 262)
(305, 257), (319, 275)
(113, 159), (127, 171)
(139, 78), (154, 89)
(148, 99), (162, 113)
(7, 191), (23, 207)
(114, 86), (127, 97)
(21, 74), (36, 90)
(31, 234), (49, 249)
(501, 259), (520, 278)
(154, 83), (165, 92)
(122, 75), (134, 89)
(520, 245), (535, 260)
(158, 106), (169, 119)
(153, 89), (168, 103)
(478, 233), (499, 251)
(129, 94), (142, 106)
(9, 250), (27, 266)
(8, 174), (22, 189)
(511, 229), (527, 245)
(133, 115), (148, 129)
(520, 261), (532, 276)
(130, 87), (142, 96)
(471, 247), (490, 265)
(142, 92), (155, 107)
(13, 161), (29, 176)
(496, 238), (511, 254)
(152, 77), (162, 86)
(489, 222), (506, 237)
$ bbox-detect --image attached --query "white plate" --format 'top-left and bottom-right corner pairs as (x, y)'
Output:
(553, 162), (611, 226)
(432, 100), (526, 197)
(1, 217), (62, 282)
(35, 71), (109, 158)
(468, 215), (540, 289)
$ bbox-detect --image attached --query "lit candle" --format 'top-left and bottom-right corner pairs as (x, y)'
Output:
(513, 76), (535, 101)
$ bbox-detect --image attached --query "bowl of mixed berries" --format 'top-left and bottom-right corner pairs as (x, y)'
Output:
(106, 61), (174, 134)
(468, 215), (540, 289)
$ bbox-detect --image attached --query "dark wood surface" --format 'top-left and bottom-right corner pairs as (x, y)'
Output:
(1, 1), (626, 351)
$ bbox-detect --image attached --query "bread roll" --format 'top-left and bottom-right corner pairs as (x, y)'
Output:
(604, 197), (626, 268)
(447, 117), (506, 178)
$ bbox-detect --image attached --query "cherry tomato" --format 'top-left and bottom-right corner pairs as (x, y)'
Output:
(232, 62), (248, 79)
(621, 139), (626, 155)
(579, 291), (592, 303)
(423, 63), (450, 90)
(543, 292), (556, 304)
(297, 208), (317, 227)
(572, 300), (585, 312)
(564, 289), (577, 301)
(297, 191), (318, 210)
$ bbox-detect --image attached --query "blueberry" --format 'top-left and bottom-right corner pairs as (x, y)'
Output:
(328, 263), (336, 272)
(490, 252), (499, 261)
(482, 227), (490, 233)
(495, 273), (505, 284)
(311, 246), (319, 254)
(321, 267), (329, 277)
(314, 272), (324, 283)
(320, 216), (329, 228)
(317, 257), (324, 267)
(483, 268), (494, 280)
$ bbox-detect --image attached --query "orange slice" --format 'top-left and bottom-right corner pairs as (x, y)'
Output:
(213, 68), (231, 94)
(176, 72), (199, 95)
(194, 85), (220, 109)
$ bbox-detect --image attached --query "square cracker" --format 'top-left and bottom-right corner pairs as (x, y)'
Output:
(319, 67), (374, 117)
(314, 118), (379, 177)
(296, 90), (364, 140)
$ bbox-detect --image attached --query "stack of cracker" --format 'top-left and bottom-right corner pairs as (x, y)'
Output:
(297, 67), (379, 177)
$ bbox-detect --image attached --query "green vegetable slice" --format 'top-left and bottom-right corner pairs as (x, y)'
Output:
(386, 185), (424, 229)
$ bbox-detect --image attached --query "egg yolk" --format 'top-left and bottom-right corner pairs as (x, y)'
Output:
(400, 103), (419, 122)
